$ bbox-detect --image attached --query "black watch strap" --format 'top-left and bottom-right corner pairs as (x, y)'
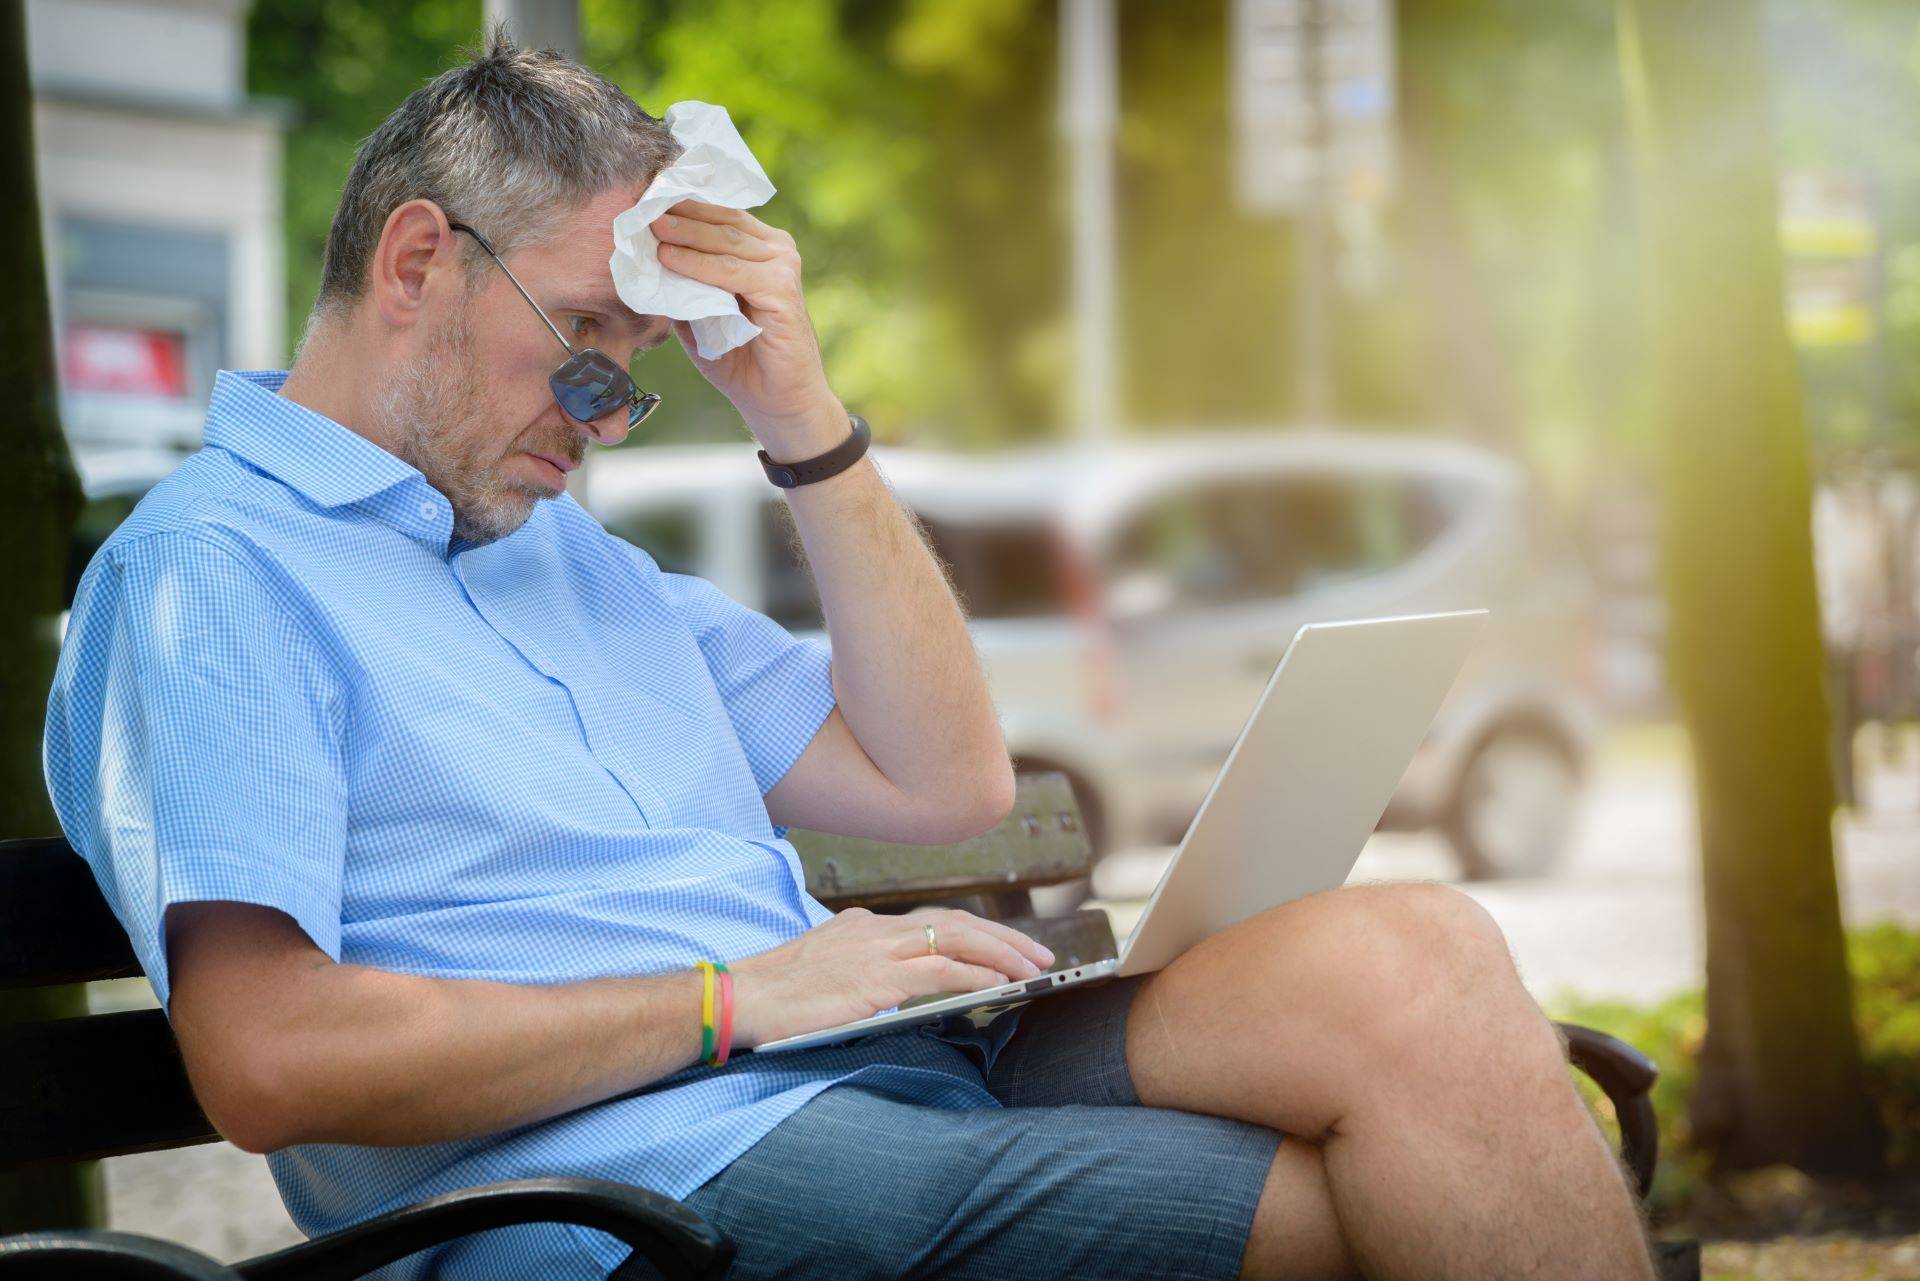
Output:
(758, 414), (871, 488)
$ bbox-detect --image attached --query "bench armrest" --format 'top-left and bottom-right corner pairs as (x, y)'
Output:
(229, 1176), (732, 1281)
(1556, 1021), (1660, 1200)
(0, 1228), (245, 1278)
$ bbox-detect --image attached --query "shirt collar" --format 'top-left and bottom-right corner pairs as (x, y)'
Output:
(203, 369), (467, 556)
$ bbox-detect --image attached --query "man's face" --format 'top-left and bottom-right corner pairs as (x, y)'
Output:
(377, 185), (671, 548)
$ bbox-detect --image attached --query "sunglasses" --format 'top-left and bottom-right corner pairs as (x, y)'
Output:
(449, 221), (662, 432)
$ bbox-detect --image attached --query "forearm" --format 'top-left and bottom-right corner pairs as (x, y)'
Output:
(248, 963), (704, 1151)
(770, 402), (1010, 804)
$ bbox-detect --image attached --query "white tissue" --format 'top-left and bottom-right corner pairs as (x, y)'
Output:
(609, 101), (777, 361)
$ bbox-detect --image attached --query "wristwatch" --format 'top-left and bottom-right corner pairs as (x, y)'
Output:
(758, 414), (871, 488)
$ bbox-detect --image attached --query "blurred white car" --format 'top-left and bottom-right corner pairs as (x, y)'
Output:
(583, 430), (1600, 881)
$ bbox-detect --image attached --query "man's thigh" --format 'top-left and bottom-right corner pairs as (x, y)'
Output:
(670, 977), (1283, 1281)
(677, 1084), (1277, 1281)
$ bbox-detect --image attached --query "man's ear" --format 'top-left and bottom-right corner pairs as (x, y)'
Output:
(367, 199), (463, 331)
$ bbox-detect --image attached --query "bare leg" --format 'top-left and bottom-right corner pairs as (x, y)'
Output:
(1240, 1139), (1361, 1281)
(1127, 882), (1655, 1281)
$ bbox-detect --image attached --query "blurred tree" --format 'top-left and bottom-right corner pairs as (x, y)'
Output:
(1396, 0), (1521, 451)
(0, 0), (98, 1235)
(886, 0), (1065, 444)
(1618, 0), (1883, 1173)
(1115, 0), (1293, 429)
(588, 0), (1066, 446)
(249, 0), (482, 349)
(1380, 0), (1650, 494)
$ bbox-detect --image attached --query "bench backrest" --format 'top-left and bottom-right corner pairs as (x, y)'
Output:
(0, 771), (1096, 1170)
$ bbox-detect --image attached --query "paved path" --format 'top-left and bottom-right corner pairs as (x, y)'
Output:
(1089, 736), (1920, 1003)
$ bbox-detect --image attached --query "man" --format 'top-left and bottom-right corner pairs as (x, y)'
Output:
(43, 34), (1655, 1281)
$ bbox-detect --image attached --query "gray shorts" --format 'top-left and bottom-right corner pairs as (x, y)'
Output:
(668, 974), (1283, 1280)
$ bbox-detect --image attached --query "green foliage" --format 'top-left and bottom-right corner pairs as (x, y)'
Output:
(1848, 921), (1920, 1169)
(1556, 986), (1713, 1212)
(247, 0), (482, 344)
(245, 0), (1920, 457)
(1550, 922), (1920, 1216)
(251, 0), (1064, 448)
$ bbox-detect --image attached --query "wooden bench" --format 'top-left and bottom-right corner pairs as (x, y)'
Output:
(0, 771), (1696, 1279)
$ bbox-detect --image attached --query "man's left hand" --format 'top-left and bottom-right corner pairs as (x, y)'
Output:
(650, 198), (845, 454)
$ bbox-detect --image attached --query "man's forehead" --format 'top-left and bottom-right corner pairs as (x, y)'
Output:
(556, 281), (647, 319)
(555, 193), (655, 301)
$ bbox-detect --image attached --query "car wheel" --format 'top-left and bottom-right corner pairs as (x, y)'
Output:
(1441, 720), (1582, 880)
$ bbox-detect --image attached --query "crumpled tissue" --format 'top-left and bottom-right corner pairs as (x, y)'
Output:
(609, 101), (776, 361)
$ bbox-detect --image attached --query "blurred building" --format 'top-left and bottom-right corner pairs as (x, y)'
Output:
(27, 0), (285, 455)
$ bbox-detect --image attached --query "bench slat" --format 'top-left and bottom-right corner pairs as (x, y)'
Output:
(788, 772), (1092, 909)
(0, 837), (141, 988)
(0, 1008), (217, 1168)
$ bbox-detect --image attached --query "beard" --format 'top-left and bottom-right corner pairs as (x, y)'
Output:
(375, 306), (548, 550)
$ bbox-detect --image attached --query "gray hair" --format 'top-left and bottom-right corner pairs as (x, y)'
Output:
(313, 27), (680, 318)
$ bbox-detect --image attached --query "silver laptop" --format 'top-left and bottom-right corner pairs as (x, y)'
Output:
(753, 608), (1489, 1055)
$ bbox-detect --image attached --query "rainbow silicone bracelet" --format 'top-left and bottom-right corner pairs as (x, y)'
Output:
(714, 969), (735, 1067)
(694, 960), (732, 1067)
(696, 961), (716, 1063)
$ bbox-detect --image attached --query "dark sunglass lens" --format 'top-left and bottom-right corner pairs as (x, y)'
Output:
(550, 350), (632, 423)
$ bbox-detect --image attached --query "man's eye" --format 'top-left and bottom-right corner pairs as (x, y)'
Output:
(568, 315), (597, 341)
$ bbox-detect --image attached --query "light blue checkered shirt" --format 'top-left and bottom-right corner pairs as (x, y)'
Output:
(43, 369), (1007, 1278)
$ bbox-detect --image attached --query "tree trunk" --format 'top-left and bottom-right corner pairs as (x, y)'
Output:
(1616, 0), (1883, 1173)
(0, 0), (100, 1234)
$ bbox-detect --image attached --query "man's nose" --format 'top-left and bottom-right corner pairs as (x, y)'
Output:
(579, 406), (630, 448)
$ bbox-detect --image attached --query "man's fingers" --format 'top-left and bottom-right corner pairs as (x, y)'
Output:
(897, 918), (1040, 979)
(664, 198), (779, 241)
(938, 909), (1056, 970)
(897, 954), (1011, 997)
(651, 211), (780, 261)
(656, 244), (795, 309)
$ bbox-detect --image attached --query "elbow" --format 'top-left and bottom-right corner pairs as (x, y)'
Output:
(205, 1095), (287, 1157)
(922, 754), (1016, 844)
(222, 1114), (288, 1158)
(978, 756), (1017, 831)
(193, 1045), (301, 1155)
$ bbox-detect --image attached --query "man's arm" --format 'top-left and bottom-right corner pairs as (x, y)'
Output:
(167, 900), (705, 1153)
(649, 202), (1015, 844)
(759, 414), (1015, 844)
(168, 897), (1050, 1153)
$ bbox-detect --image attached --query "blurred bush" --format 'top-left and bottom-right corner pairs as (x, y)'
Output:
(1552, 921), (1920, 1222)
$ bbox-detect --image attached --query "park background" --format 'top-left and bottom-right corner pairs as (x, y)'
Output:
(6, 0), (1920, 1276)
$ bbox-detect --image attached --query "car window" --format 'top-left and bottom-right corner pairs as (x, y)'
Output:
(760, 501), (824, 632)
(1110, 472), (1459, 608)
(1109, 490), (1244, 609)
(917, 517), (1061, 620)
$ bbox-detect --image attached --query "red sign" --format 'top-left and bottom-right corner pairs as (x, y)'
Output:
(62, 324), (189, 397)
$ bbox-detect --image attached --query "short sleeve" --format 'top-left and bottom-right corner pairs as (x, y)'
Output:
(650, 567), (837, 824)
(42, 532), (349, 1013)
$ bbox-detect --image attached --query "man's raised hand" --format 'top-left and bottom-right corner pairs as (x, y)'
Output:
(649, 198), (845, 454)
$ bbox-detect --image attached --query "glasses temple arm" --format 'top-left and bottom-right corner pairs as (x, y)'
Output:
(448, 222), (577, 358)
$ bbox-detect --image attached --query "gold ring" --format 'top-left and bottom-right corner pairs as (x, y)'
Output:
(924, 922), (938, 955)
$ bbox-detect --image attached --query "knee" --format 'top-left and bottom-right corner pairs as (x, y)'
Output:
(1271, 883), (1546, 1061)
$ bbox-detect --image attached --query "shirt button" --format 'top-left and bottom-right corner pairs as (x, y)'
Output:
(417, 500), (436, 519)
